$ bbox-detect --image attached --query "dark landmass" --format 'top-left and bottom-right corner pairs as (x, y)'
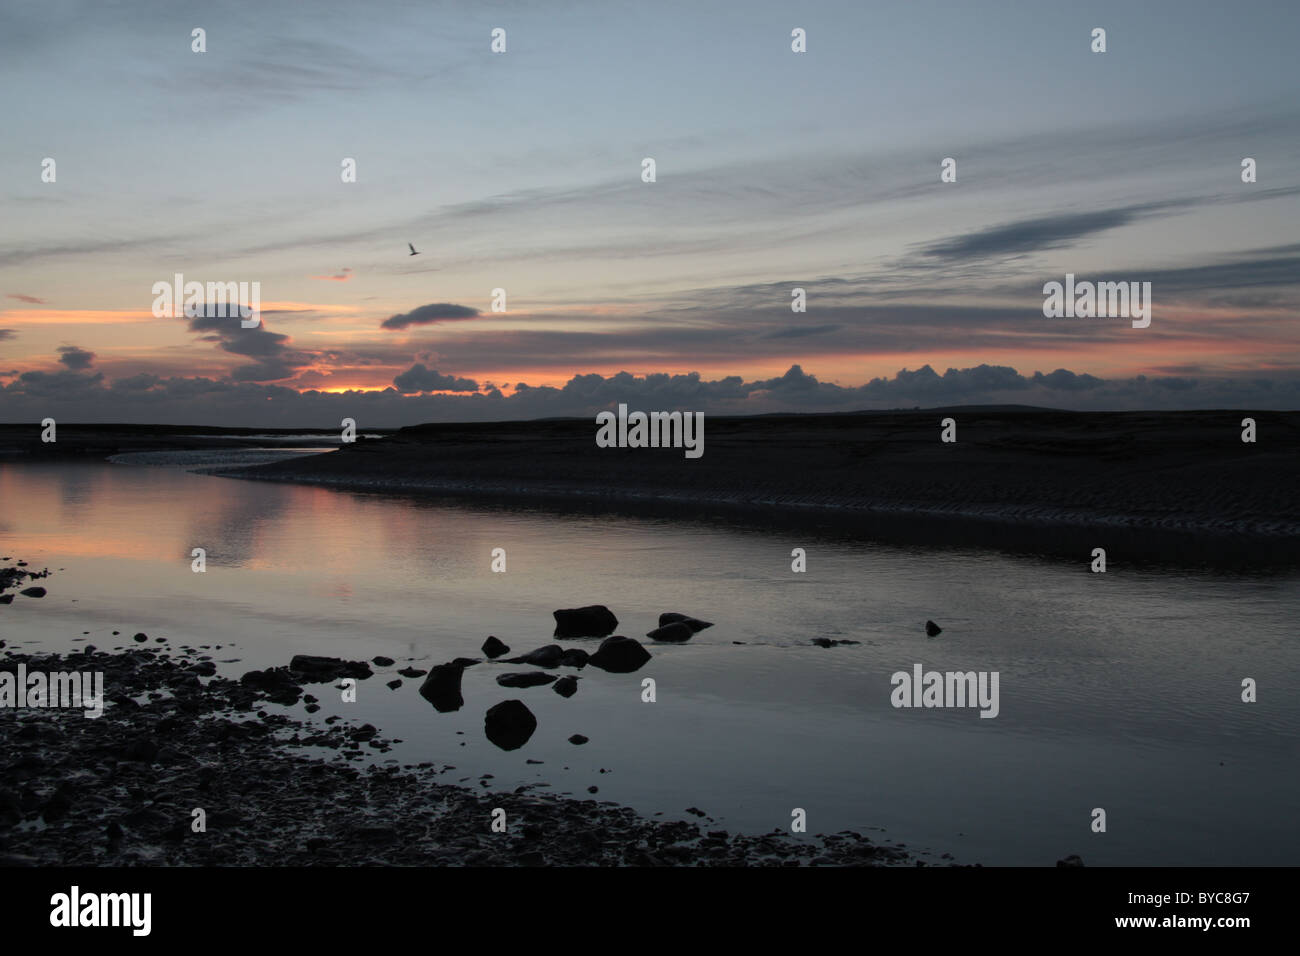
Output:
(214, 409), (1300, 566)
(3, 409), (1296, 564)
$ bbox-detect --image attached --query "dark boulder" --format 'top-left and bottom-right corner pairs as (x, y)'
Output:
(239, 667), (303, 705)
(482, 636), (510, 659)
(658, 612), (713, 631)
(552, 676), (579, 698)
(372, 655), (395, 666)
(496, 672), (557, 689)
(646, 622), (694, 643)
(588, 636), (651, 673)
(484, 700), (537, 751)
(559, 648), (589, 669)
(568, 734), (589, 745)
(288, 655), (373, 683)
(19, 587), (45, 598)
(1056, 854), (1085, 867)
(0, 595), (13, 605)
(553, 605), (618, 638)
(925, 620), (942, 637)
(505, 644), (564, 668)
(419, 662), (468, 713)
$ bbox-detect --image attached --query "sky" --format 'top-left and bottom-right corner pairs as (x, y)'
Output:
(1, 0), (1299, 425)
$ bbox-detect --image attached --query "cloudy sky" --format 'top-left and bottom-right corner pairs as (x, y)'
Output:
(2, 0), (1298, 424)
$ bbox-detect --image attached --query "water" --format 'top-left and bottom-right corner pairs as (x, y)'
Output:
(2, 456), (1297, 866)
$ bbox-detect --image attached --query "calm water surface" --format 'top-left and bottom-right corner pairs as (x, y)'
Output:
(2, 457), (1297, 865)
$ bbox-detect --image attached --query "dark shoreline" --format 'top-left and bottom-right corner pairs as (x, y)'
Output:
(4, 408), (1298, 567)
(218, 409), (1300, 568)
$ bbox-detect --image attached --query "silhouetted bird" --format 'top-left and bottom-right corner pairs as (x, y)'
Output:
(408, 242), (420, 256)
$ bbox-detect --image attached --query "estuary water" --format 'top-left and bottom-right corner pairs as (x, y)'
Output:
(1, 454), (1297, 866)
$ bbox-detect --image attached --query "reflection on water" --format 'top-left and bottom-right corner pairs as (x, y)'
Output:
(1, 460), (1298, 865)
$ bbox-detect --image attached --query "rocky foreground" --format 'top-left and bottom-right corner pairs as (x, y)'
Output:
(0, 640), (926, 867)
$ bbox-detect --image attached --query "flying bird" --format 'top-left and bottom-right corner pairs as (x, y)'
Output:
(408, 243), (420, 256)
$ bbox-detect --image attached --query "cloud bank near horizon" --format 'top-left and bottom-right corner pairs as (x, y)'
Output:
(2, 362), (1296, 428)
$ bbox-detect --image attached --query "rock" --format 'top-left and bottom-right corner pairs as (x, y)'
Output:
(505, 645), (564, 668)
(419, 662), (467, 713)
(288, 655), (373, 683)
(568, 734), (589, 745)
(1056, 854), (1085, 867)
(646, 622), (694, 643)
(386, 679), (402, 689)
(484, 700), (537, 751)
(372, 656), (395, 666)
(552, 605), (618, 638)
(133, 633), (148, 642)
(588, 636), (651, 673)
(239, 667), (303, 705)
(396, 666), (426, 678)
(496, 672), (557, 688)
(123, 738), (159, 762)
(658, 612), (713, 632)
(925, 620), (942, 637)
(352, 826), (397, 844)
(19, 587), (45, 598)
(482, 636), (510, 659)
(810, 638), (860, 648)
(42, 785), (73, 823)
(552, 676), (579, 698)
(559, 648), (590, 669)
(0, 595), (12, 605)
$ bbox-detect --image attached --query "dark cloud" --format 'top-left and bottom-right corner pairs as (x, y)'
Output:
(381, 303), (481, 330)
(11, 368), (106, 398)
(392, 364), (479, 393)
(56, 345), (96, 370)
(921, 202), (1187, 261)
(763, 324), (843, 339)
(6, 294), (44, 304)
(184, 304), (312, 383)
(1030, 369), (1105, 391)
(0, 328), (16, 341)
(4, 363), (1300, 426)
